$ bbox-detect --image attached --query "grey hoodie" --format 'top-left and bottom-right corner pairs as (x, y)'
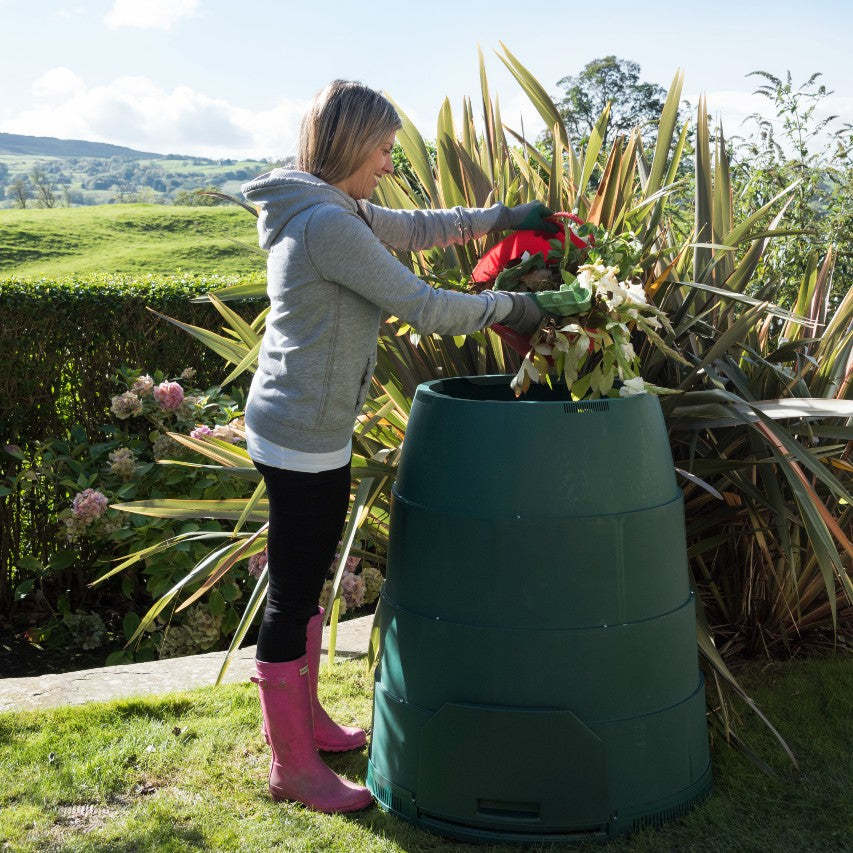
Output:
(241, 168), (519, 454)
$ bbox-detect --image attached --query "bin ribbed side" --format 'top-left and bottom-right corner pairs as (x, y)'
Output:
(368, 376), (711, 841)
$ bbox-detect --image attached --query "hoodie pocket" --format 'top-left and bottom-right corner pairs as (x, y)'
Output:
(355, 352), (377, 414)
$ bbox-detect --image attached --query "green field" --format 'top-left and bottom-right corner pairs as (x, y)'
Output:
(0, 203), (264, 276)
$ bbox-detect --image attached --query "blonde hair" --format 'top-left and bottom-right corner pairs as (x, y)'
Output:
(297, 80), (401, 185)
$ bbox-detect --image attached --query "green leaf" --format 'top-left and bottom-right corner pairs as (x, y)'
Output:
(436, 98), (467, 210)
(46, 550), (77, 572)
(645, 69), (685, 201)
(115, 482), (138, 499)
(577, 102), (610, 201)
(123, 612), (140, 640)
(14, 579), (35, 599)
(220, 581), (241, 603)
(385, 95), (439, 206)
(193, 281), (267, 302)
(497, 42), (567, 147)
(206, 292), (261, 349)
(112, 498), (269, 522)
(232, 478), (267, 535)
(208, 588), (226, 617)
(18, 555), (43, 572)
(147, 308), (249, 366)
(220, 335), (261, 386)
(215, 568), (269, 686)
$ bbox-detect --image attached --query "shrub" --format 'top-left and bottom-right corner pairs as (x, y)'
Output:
(0, 274), (264, 615)
(1, 366), (255, 661)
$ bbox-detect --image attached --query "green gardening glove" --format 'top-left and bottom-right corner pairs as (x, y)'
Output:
(508, 201), (559, 234)
(532, 279), (593, 317)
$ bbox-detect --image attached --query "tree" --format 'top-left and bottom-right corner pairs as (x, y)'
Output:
(730, 70), (853, 308)
(30, 167), (57, 208)
(173, 185), (227, 206)
(5, 177), (31, 208)
(554, 56), (669, 147)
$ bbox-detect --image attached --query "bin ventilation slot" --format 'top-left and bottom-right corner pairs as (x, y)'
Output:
(477, 799), (541, 821)
(373, 780), (403, 815)
(632, 787), (710, 832)
(564, 400), (610, 414)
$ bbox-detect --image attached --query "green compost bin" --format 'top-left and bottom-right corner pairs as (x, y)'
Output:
(366, 375), (712, 844)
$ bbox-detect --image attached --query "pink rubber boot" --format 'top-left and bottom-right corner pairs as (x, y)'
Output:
(252, 658), (372, 813)
(306, 607), (367, 752)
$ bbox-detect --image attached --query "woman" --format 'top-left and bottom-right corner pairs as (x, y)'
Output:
(241, 79), (553, 813)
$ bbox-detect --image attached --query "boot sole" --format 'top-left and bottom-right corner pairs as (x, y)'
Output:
(269, 785), (373, 813)
(316, 734), (367, 753)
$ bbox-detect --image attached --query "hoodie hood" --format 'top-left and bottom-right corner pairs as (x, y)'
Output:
(241, 168), (358, 251)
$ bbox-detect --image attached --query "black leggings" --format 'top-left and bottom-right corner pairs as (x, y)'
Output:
(253, 459), (351, 662)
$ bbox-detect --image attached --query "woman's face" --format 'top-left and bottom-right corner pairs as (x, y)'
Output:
(334, 132), (396, 200)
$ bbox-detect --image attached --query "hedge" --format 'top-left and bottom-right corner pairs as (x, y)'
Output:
(0, 273), (264, 613)
(0, 273), (264, 442)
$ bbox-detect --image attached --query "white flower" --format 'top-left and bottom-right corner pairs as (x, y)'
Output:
(619, 376), (647, 397)
(625, 282), (648, 305)
(511, 357), (540, 396)
(620, 342), (636, 361)
(577, 266), (594, 290)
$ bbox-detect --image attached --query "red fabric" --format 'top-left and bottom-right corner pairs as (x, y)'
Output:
(471, 212), (587, 284)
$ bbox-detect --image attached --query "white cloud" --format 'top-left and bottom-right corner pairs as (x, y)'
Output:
(31, 67), (86, 101)
(104, 0), (200, 31)
(6, 69), (308, 159)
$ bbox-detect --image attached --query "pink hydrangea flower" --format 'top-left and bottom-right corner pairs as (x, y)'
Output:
(108, 447), (136, 479)
(248, 548), (268, 579)
(341, 572), (366, 608)
(153, 381), (184, 412)
(132, 374), (154, 396)
(71, 488), (108, 523)
(190, 424), (214, 439)
(211, 424), (241, 444)
(110, 391), (143, 420)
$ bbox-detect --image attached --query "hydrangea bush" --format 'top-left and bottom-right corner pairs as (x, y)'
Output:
(5, 365), (254, 662)
(248, 543), (383, 619)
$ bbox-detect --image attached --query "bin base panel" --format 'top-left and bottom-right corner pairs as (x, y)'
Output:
(367, 761), (712, 844)
(367, 683), (712, 843)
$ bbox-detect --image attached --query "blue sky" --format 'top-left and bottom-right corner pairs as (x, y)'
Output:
(1, 0), (851, 159)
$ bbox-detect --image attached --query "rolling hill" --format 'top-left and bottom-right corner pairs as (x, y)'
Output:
(0, 203), (265, 277)
(0, 132), (163, 159)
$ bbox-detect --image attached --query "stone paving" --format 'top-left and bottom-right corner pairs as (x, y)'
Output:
(0, 613), (373, 713)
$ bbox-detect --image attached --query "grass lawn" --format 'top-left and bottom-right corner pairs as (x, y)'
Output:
(0, 655), (850, 852)
(0, 204), (262, 278)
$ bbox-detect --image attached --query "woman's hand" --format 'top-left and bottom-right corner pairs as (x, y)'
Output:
(500, 292), (545, 336)
(507, 201), (559, 234)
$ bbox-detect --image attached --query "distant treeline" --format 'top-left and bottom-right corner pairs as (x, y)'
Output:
(0, 134), (287, 208)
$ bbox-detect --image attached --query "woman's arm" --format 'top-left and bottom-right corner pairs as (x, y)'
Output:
(306, 206), (521, 335)
(357, 201), (514, 252)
